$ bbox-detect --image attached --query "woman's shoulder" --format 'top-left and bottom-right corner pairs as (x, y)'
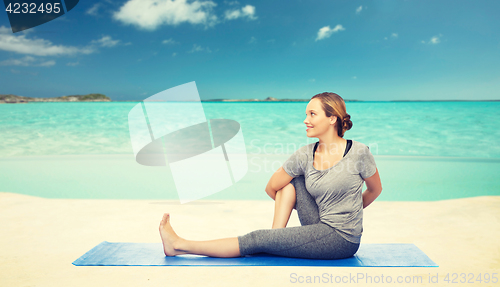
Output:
(350, 140), (372, 154)
(291, 142), (316, 156)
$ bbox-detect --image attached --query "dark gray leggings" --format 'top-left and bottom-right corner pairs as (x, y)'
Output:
(237, 175), (360, 259)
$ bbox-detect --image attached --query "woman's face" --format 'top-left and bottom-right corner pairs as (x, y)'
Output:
(304, 98), (336, 137)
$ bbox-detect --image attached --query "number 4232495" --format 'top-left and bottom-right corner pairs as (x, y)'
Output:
(443, 273), (498, 284)
(5, 2), (62, 14)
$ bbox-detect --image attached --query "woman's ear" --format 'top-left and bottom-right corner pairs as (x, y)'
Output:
(330, 116), (337, 125)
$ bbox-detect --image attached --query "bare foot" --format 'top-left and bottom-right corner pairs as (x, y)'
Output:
(159, 213), (184, 256)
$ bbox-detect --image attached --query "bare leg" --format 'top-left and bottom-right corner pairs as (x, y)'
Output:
(159, 213), (241, 258)
(271, 183), (296, 229)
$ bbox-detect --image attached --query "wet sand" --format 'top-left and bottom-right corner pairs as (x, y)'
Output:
(0, 192), (498, 286)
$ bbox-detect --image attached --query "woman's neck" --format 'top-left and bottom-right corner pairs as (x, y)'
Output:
(316, 137), (346, 155)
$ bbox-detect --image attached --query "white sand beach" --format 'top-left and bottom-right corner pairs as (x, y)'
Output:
(0, 192), (499, 287)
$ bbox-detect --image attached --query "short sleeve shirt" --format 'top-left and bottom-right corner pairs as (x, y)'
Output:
(282, 140), (377, 244)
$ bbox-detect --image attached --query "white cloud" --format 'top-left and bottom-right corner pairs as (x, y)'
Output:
(172, 52), (177, 56)
(0, 27), (125, 67)
(315, 25), (345, 41)
(224, 10), (239, 19)
(162, 38), (178, 44)
(429, 36), (440, 44)
(248, 36), (256, 44)
(224, 0), (239, 5)
(0, 26), (11, 34)
(352, 76), (357, 80)
(86, 3), (101, 16)
(385, 33), (398, 40)
(67, 61), (79, 66)
(422, 34), (442, 45)
(0, 56), (55, 67)
(187, 44), (211, 53)
(224, 4), (257, 20)
(91, 35), (120, 47)
(356, 6), (363, 14)
(39, 60), (56, 67)
(0, 26), (94, 56)
(242, 5), (257, 19)
(113, 0), (218, 30)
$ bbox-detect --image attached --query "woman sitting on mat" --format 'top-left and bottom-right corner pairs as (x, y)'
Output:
(159, 92), (382, 259)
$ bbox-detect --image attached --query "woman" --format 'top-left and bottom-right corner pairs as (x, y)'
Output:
(159, 92), (382, 259)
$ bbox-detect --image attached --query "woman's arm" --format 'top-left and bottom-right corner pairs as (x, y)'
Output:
(362, 168), (382, 209)
(265, 167), (294, 201)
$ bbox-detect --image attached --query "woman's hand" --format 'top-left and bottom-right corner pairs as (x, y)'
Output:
(265, 167), (293, 201)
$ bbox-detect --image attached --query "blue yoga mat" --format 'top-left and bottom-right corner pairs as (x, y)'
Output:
(72, 241), (438, 267)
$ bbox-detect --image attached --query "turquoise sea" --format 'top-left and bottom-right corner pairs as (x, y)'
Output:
(0, 101), (499, 201)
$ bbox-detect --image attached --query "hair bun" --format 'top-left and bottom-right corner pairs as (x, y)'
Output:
(343, 114), (353, 131)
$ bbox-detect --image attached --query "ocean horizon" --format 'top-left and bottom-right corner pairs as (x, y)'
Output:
(1, 101), (499, 158)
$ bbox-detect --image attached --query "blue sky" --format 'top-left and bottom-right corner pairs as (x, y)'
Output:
(0, 0), (499, 101)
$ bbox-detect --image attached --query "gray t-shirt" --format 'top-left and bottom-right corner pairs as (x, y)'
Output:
(282, 140), (377, 244)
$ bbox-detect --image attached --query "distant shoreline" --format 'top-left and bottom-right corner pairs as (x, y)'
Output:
(0, 94), (111, 103)
(1, 94), (498, 103)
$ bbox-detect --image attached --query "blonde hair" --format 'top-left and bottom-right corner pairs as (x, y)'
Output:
(311, 92), (353, 137)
